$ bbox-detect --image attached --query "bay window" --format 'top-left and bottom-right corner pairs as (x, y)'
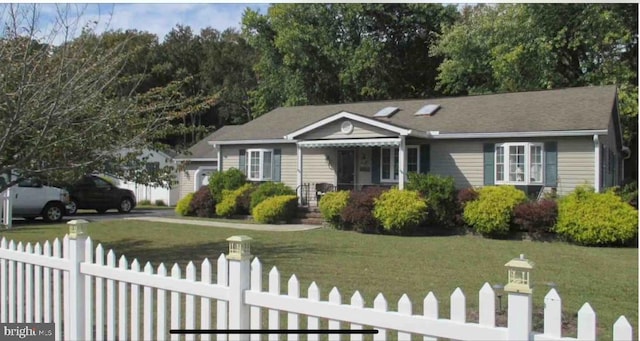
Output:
(495, 143), (544, 185)
(381, 146), (419, 182)
(247, 149), (273, 181)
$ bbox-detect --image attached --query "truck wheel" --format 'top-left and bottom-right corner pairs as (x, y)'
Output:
(118, 198), (133, 213)
(43, 203), (64, 223)
(66, 200), (78, 215)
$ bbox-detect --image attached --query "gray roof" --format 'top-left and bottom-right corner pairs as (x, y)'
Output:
(212, 85), (617, 141)
(176, 125), (239, 159)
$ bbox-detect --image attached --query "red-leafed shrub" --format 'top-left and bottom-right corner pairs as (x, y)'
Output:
(189, 186), (216, 218)
(513, 199), (558, 235)
(340, 186), (387, 233)
(454, 187), (479, 226)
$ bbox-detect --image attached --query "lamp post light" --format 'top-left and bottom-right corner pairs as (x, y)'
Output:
(504, 254), (534, 294)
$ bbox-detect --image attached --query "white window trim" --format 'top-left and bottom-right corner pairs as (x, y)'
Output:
(247, 148), (274, 181)
(494, 142), (544, 185)
(380, 145), (420, 183)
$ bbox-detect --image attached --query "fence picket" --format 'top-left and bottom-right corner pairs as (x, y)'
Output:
(95, 244), (105, 341)
(478, 283), (494, 327)
(119, 256), (129, 341)
(143, 262), (154, 341)
(268, 266), (280, 341)
(130, 259), (141, 341)
(577, 303), (596, 341)
(62, 236), (69, 340)
(157, 263), (168, 341)
(43, 241), (51, 325)
(201, 259), (212, 341)
(185, 261), (196, 341)
(217, 254), (228, 341)
(25, 243), (33, 323)
(398, 294), (412, 340)
(373, 293), (387, 341)
(544, 288), (562, 338)
(16, 242), (24, 323)
(106, 250), (116, 341)
(328, 287), (342, 341)
(423, 292), (438, 341)
(350, 291), (364, 341)
(8, 240), (16, 323)
(307, 282), (320, 341)
(0, 238), (7, 323)
(250, 257), (262, 341)
(287, 275), (300, 341)
(34, 243), (42, 323)
(613, 316), (633, 341)
(450, 288), (465, 323)
(170, 263), (182, 341)
(52, 238), (62, 341)
(83, 238), (94, 341)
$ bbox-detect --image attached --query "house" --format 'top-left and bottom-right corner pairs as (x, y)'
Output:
(198, 86), (626, 205)
(174, 126), (239, 199)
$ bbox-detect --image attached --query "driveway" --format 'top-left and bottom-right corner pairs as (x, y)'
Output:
(11, 208), (175, 226)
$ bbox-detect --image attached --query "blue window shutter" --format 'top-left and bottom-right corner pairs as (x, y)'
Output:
(544, 142), (557, 187)
(273, 149), (281, 182)
(239, 149), (246, 175)
(483, 143), (494, 185)
(419, 145), (430, 173)
(371, 147), (380, 184)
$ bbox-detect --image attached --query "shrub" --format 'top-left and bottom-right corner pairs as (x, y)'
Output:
(175, 193), (195, 216)
(236, 183), (258, 215)
(208, 168), (246, 202)
(463, 186), (527, 236)
(406, 173), (457, 226)
(614, 180), (638, 209)
(250, 182), (296, 210)
(318, 191), (350, 228)
(216, 183), (254, 217)
(555, 186), (638, 246)
(154, 199), (167, 207)
(340, 186), (386, 233)
(189, 186), (216, 218)
(454, 187), (480, 225)
(513, 199), (558, 235)
(138, 199), (152, 206)
(252, 195), (298, 224)
(373, 189), (428, 234)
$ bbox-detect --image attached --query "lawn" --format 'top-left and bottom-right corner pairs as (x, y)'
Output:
(0, 221), (636, 340)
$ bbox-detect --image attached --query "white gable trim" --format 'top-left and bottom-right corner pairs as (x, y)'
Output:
(207, 139), (295, 146)
(284, 111), (412, 140)
(430, 130), (608, 139)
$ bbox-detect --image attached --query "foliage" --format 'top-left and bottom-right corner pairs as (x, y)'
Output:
(138, 199), (152, 206)
(208, 168), (247, 202)
(188, 186), (216, 218)
(250, 182), (296, 210)
(252, 195), (298, 223)
(513, 199), (558, 234)
(406, 173), (457, 226)
(454, 187), (480, 225)
(340, 186), (387, 233)
(154, 199), (167, 207)
(236, 183), (258, 215)
(463, 186), (527, 236)
(216, 183), (254, 217)
(175, 193), (195, 216)
(373, 189), (427, 234)
(318, 191), (350, 229)
(613, 180), (638, 209)
(555, 186), (638, 246)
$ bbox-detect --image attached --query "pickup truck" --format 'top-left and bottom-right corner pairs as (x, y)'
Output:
(0, 176), (70, 222)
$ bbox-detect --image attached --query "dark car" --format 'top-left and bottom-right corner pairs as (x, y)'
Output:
(65, 175), (136, 215)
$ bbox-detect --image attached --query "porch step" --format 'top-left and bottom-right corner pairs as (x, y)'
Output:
(291, 218), (325, 225)
(294, 207), (325, 225)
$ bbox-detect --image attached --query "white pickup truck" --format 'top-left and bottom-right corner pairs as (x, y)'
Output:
(0, 176), (70, 223)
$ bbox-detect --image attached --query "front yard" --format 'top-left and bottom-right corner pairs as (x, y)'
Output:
(1, 220), (637, 339)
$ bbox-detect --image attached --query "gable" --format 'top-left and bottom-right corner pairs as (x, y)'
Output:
(284, 111), (411, 140)
(298, 118), (397, 140)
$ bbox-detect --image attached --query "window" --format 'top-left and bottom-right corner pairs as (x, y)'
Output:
(380, 146), (419, 181)
(247, 149), (273, 181)
(495, 143), (544, 185)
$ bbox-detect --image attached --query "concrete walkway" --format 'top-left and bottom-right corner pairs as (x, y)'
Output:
(124, 217), (323, 232)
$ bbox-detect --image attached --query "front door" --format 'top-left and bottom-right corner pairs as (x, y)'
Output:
(337, 149), (355, 191)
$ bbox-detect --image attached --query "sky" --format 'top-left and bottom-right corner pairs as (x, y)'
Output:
(2, 3), (270, 44)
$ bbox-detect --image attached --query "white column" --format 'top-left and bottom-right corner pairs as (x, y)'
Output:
(296, 144), (303, 205)
(227, 237), (252, 340)
(507, 292), (533, 341)
(398, 136), (406, 190)
(217, 146), (222, 172)
(2, 187), (12, 228)
(593, 135), (601, 193)
(68, 219), (88, 341)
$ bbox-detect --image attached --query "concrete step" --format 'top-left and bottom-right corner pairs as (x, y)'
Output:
(290, 218), (325, 225)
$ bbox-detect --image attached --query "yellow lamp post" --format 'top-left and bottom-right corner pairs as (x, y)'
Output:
(227, 235), (253, 261)
(505, 253), (534, 294)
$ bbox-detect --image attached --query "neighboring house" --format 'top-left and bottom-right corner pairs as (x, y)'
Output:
(104, 148), (180, 206)
(196, 86), (626, 205)
(174, 126), (239, 199)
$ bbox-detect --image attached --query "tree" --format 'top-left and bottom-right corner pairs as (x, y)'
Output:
(0, 4), (183, 192)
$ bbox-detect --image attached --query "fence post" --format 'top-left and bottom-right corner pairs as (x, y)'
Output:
(227, 235), (252, 340)
(68, 219), (88, 340)
(505, 254), (534, 341)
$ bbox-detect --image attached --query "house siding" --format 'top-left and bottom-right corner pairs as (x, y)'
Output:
(221, 144), (298, 189)
(177, 162), (217, 200)
(300, 119), (395, 140)
(556, 137), (594, 195)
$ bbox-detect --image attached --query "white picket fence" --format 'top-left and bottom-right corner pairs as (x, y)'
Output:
(0, 226), (635, 341)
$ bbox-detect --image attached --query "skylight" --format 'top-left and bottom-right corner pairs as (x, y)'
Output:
(374, 106), (399, 118)
(415, 104), (441, 116)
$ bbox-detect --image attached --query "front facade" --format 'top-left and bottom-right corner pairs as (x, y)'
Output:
(206, 86), (625, 204)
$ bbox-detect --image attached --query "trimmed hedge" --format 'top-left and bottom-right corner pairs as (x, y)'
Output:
(175, 193), (195, 216)
(555, 186), (638, 246)
(406, 173), (456, 226)
(373, 188), (427, 234)
(318, 191), (350, 228)
(189, 186), (216, 218)
(463, 186), (527, 237)
(340, 186), (386, 233)
(513, 199), (557, 235)
(208, 168), (246, 202)
(216, 183), (255, 217)
(252, 195), (298, 224)
(250, 182), (295, 210)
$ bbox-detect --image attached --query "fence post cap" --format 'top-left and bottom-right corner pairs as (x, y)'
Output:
(227, 235), (252, 260)
(67, 219), (89, 239)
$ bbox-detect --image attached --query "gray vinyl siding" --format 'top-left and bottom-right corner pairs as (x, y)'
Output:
(556, 137), (594, 195)
(302, 148), (336, 185)
(178, 164), (198, 199)
(300, 119), (395, 140)
(430, 140), (484, 189)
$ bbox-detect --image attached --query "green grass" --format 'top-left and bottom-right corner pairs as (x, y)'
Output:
(0, 221), (636, 340)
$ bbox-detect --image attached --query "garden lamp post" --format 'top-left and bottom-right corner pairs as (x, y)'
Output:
(505, 254), (535, 340)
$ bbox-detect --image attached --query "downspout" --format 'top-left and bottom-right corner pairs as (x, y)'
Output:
(593, 135), (600, 193)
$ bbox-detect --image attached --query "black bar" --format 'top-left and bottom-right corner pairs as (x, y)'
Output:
(170, 329), (378, 335)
